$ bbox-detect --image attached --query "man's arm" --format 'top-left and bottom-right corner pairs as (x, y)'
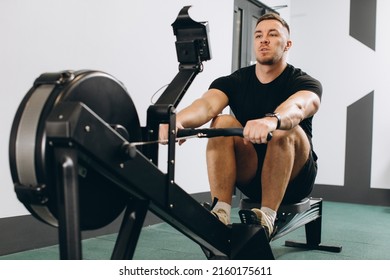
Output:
(176, 88), (229, 128)
(273, 90), (321, 130)
(159, 88), (229, 141)
(244, 90), (320, 143)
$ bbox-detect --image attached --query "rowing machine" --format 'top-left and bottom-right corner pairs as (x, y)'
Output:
(8, 6), (340, 260)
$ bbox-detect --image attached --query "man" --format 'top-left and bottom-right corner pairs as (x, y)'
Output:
(160, 13), (322, 239)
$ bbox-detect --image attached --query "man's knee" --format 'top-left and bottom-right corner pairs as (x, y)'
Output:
(268, 126), (308, 149)
(267, 127), (311, 177)
(210, 114), (241, 128)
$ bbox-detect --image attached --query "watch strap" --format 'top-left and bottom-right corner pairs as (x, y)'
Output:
(265, 113), (281, 129)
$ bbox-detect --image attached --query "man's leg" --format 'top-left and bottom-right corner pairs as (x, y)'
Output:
(206, 115), (258, 224)
(261, 125), (311, 211)
(246, 125), (311, 237)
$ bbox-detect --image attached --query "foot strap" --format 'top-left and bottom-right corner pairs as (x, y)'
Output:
(201, 197), (219, 211)
(239, 209), (260, 225)
(239, 209), (274, 240)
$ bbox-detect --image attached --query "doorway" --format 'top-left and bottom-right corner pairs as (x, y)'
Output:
(232, 0), (275, 71)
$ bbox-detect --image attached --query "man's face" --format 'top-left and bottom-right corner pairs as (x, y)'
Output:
(253, 19), (291, 65)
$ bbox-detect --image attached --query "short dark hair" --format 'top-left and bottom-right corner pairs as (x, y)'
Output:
(256, 13), (290, 34)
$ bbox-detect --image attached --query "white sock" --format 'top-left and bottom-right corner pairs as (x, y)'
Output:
(213, 201), (231, 224)
(260, 206), (277, 224)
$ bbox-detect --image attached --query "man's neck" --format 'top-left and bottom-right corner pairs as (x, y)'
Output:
(255, 60), (288, 84)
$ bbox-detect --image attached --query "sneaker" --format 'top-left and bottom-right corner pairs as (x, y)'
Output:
(211, 208), (230, 225)
(239, 208), (274, 239)
(251, 208), (274, 238)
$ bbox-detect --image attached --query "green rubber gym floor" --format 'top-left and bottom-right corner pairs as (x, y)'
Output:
(1, 201), (389, 260)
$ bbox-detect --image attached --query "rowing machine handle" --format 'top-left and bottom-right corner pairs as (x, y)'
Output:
(177, 128), (273, 141)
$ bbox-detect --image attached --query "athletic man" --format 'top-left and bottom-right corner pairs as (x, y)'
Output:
(160, 13), (322, 239)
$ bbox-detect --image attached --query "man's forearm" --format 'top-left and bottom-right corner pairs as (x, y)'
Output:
(177, 99), (216, 128)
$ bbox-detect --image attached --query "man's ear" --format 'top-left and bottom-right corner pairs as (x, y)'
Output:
(285, 40), (292, 51)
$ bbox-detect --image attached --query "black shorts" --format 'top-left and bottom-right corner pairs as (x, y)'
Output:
(237, 145), (318, 204)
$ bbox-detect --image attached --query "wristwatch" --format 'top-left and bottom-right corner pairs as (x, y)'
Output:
(265, 112), (281, 129)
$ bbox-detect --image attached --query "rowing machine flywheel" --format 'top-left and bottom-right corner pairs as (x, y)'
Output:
(9, 70), (142, 230)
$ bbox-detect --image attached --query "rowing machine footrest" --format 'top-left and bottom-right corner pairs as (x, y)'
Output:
(230, 223), (275, 260)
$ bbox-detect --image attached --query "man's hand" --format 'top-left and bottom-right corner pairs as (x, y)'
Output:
(243, 117), (277, 144)
(159, 122), (186, 145)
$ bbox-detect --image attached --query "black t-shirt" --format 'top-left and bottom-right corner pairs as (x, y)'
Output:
(209, 64), (322, 139)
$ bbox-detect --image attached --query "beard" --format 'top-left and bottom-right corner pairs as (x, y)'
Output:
(257, 57), (276, 65)
(256, 50), (284, 66)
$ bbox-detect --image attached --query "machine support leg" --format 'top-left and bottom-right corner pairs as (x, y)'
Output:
(54, 147), (82, 260)
(111, 198), (150, 260)
(284, 200), (342, 253)
(305, 216), (322, 248)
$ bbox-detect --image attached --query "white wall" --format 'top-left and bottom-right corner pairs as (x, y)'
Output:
(289, 0), (390, 189)
(288, 0), (351, 186)
(0, 0), (235, 218)
(7, 0), (388, 220)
